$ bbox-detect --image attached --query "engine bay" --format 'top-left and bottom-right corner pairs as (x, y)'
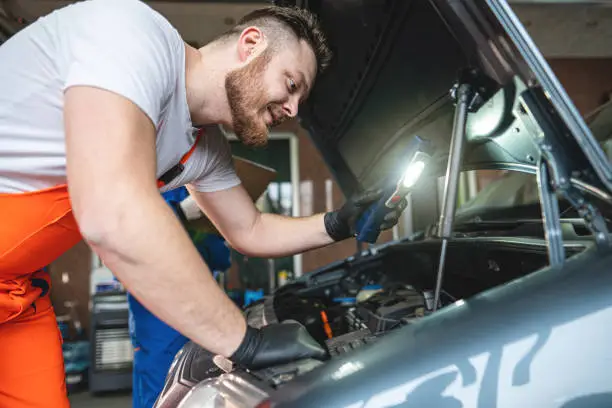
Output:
(153, 237), (590, 408)
(244, 237), (588, 369)
(271, 280), (432, 347)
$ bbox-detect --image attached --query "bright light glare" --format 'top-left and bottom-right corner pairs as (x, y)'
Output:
(402, 160), (425, 188)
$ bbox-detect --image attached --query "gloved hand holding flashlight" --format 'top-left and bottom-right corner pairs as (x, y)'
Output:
(325, 135), (432, 243)
(324, 190), (407, 241)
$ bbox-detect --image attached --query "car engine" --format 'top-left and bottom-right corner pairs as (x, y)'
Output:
(258, 281), (430, 354)
(153, 239), (569, 408)
(153, 273), (457, 408)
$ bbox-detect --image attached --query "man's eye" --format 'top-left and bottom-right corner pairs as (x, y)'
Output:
(288, 78), (297, 92)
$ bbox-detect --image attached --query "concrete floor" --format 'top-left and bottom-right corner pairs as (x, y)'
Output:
(69, 390), (132, 408)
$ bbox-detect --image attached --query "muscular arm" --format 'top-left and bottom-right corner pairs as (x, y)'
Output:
(64, 86), (245, 357)
(187, 184), (335, 258)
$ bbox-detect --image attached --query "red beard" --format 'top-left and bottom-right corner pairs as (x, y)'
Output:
(225, 50), (285, 148)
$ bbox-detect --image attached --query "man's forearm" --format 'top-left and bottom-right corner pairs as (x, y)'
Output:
(236, 212), (335, 258)
(85, 191), (246, 357)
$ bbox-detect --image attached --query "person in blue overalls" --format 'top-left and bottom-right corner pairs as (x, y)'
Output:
(128, 186), (231, 408)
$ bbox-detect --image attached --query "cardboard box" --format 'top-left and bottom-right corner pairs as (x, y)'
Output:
(185, 156), (277, 233)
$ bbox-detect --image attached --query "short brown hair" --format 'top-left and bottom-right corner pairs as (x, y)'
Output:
(222, 6), (332, 75)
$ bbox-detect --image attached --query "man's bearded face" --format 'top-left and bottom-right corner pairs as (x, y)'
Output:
(225, 50), (287, 148)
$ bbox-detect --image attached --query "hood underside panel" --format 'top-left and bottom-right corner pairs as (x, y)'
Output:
(297, 0), (611, 197)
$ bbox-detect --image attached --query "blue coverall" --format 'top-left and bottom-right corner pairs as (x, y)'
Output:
(128, 186), (231, 408)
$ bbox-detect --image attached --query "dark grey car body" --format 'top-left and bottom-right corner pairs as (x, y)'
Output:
(155, 1), (612, 407)
(268, 243), (612, 408)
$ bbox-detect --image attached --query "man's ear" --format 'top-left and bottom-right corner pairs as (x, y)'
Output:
(237, 26), (267, 63)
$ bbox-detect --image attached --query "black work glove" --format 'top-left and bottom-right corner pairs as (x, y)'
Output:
(230, 322), (328, 370)
(324, 189), (408, 241)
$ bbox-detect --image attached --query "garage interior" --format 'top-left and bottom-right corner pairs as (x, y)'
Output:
(1, 1), (611, 407)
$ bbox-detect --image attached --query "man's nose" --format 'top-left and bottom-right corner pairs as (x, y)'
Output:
(282, 98), (299, 118)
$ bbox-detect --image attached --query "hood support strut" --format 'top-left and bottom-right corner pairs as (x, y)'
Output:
(433, 69), (490, 311)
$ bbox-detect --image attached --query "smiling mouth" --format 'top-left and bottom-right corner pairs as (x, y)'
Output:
(266, 106), (277, 124)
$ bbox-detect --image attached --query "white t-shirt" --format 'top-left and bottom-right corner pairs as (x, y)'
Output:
(0, 0), (241, 194)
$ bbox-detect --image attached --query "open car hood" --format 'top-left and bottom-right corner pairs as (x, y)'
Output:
(289, 0), (612, 200)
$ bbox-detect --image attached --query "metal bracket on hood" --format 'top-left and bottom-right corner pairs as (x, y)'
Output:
(564, 188), (611, 250)
(518, 88), (612, 254)
(538, 157), (611, 254)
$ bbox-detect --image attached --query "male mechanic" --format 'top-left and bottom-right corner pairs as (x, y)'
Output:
(0, 0), (406, 407)
(129, 186), (232, 408)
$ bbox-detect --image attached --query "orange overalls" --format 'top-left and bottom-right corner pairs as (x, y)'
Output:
(0, 131), (201, 407)
(0, 185), (79, 407)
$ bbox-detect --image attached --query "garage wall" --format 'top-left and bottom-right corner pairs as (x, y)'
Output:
(547, 58), (612, 115)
